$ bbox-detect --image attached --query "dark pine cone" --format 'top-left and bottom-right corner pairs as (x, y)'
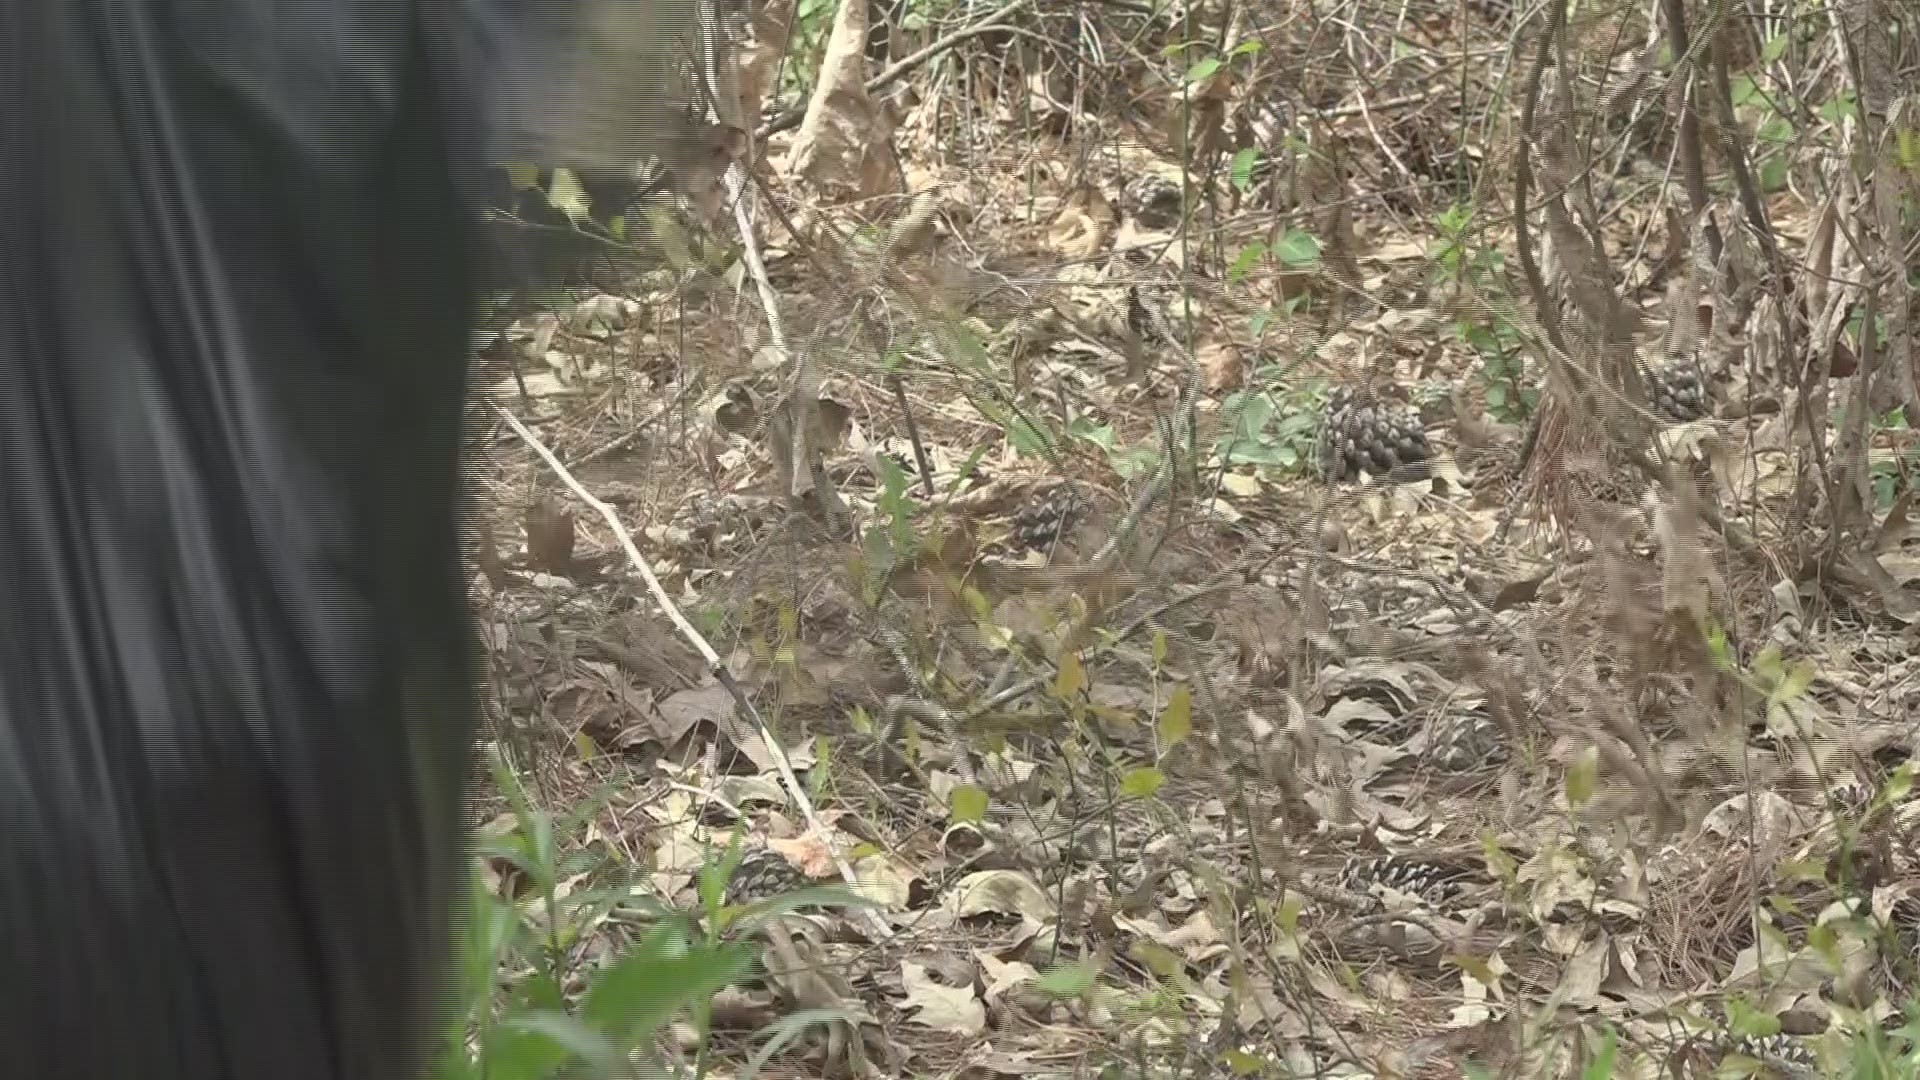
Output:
(1708, 1032), (1816, 1078)
(1317, 387), (1433, 482)
(1648, 357), (1709, 422)
(1338, 854), (1476, 906)
(1125, 173), (1184, 230)
(1012, 485), (1085, 551)
(1422, 710), (1506, 772)
(724, 846), (815, 906)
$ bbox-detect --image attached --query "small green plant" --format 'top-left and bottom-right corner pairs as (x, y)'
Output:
(1069, 416), (1161, 481)
(1843, 1002), (1920, 1079)
(1465, 331), (1535, 421)
(1430, 204), (1537, 421)
(1214, 372), (1328, 475)
(1863, 407), (1916, 512)
(427, 759), (758, 1080)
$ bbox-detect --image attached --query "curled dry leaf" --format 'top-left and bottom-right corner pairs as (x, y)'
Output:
(1113, 909), (1226, 964)
(948, 869), (1057, 921)
(900, 960), (986, 1034)
(782, 0), (892, 199)
(767, 833), (839, 879)
(848, 852), (915, 909)
(1199, 340), (1242, 393)
(975, 951), (1039, 1006)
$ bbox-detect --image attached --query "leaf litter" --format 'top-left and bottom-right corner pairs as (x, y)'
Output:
(463, 0), (1920, 1077)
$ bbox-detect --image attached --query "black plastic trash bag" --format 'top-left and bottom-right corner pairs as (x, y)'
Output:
(0, 2), (711, 1078)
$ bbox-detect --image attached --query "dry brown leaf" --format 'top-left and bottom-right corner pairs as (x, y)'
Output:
(1199, 339), (1242, 392)
(847, 853), (914, 909)
(948, 869), (1056, 921)
(900, 961), (986, 1034)
(975, 951), (1039, 1006)
(524, 496), (576, 574)
(767, 833), (838, 879)
(782, 0), (892, 198)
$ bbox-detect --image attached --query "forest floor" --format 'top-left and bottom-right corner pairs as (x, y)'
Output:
(465, 0), (1920, 1076)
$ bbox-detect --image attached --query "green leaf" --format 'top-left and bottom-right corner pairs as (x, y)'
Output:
(458, 887), (520, 1018)
(1229, 39), (1264, 57)
(1230, 391), (1275, 439)
(948, 443), (990, 495)
(1758, 157), (1789, 193)
(1227, 241), (1266, 281)
(1158, 685), (1193, 746)
(728, 888), (873, 935)
(1230, 148), (1260, 191)
(1818, 92), (1858, 126)
(1565, 746), (1598, 807)
(1185, 57), (1223, 84)
(1806, 921), (1839, 966)
(583, 928), (755, 1049)
(501, 162), (543, 191)
(1224, 1049), (1266, 1075)
(1580, 1024), (1618, 1080)
(1278, 893), (1303, 935)
(1273, 228), (1321, 268)
(1070, 418), (1117, 449)
(950, 784), (989, 824)
(1112, 447), (1160, 481)
(1882, 762), (1913, 804)
(485, 1011), (616, 1080)
(1006, 415), (1053, 456)
(1034, 959), (1099, 998)
(545, 168), (593, 224)
(1704, 620), (1735, 671)
(1897, 128), (1920, 171)
(1129, 940), (1182, 978)
(1726, 997), (1781, 1039)
(1121, 766), (1165, 798)
(1760, 32), (1789, 64)
(1774, 659), (1815, 703)
(1054, 648), (1087, 700)
(739, 1009), (867, 1080)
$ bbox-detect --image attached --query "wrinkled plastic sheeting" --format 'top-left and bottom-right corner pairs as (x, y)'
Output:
(0, 1), (698, 1078)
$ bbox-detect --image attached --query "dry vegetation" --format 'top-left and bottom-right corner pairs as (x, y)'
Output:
(462, 0), (1920, 1076)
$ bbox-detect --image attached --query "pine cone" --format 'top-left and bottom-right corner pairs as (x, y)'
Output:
(1317, 387), (1433, 482)
(1012, 485), (1085, 551)
(1716, 1033), (1817, 1078)
(1422, 711), (1506, 772)
(1648, 357), (1709, 422)
(724, 846), (815, 906)
(1125, 173), (1183, 230)
(1338, 855), (1474, 906)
